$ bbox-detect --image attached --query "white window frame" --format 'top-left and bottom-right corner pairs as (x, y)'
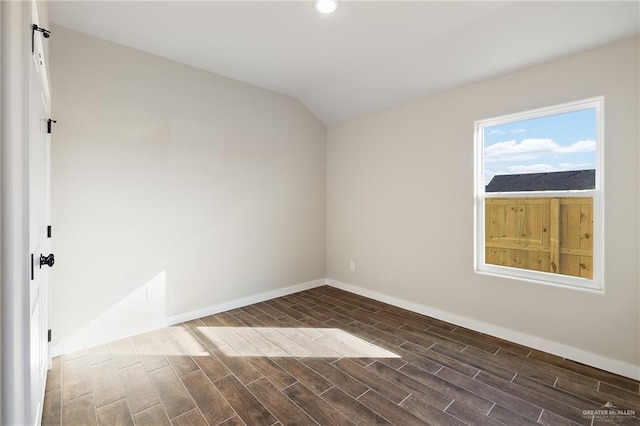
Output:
(474, 97), (604, 292)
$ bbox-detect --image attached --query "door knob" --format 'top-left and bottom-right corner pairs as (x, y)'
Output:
(40, 253), (55, 268)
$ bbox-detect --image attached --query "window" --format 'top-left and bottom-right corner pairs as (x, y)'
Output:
(475, 98), (603, 291)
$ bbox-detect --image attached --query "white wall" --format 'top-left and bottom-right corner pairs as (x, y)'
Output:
(0, 3), (4, 422)
(637, 35), (640, 380)
(50, 26), (326, 353)
(327, 38), (639, 377)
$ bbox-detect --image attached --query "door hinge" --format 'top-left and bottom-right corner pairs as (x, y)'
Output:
(47, 225), (52, 238)
(47, 119), (57, 134)
(31, 254), (34, 280)
(47, 329), (52, 343)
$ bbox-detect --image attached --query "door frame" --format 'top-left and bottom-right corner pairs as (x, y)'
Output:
(0, 1), (50, 424)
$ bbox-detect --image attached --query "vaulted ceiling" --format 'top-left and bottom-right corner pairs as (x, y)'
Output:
(49, 1), (640, 123)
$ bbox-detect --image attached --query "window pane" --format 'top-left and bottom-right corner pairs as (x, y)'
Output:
(484, 108), (596, 192)
(485, 197), (593, 279)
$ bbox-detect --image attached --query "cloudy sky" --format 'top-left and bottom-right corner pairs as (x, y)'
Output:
(483, 108), (597, 186)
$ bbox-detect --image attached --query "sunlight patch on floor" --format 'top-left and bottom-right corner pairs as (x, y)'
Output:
(197, 327), (400, 358)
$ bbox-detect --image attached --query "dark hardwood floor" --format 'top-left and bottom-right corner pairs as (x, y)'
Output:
(42, 286), (640, 425)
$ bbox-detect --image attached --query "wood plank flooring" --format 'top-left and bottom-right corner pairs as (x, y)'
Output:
(42, 286), (640, 425)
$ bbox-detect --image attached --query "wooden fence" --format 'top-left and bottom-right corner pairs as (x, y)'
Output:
(485, 197), (593, 279)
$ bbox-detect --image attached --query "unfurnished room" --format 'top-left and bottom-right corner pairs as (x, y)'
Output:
(1, 1), (640, 425)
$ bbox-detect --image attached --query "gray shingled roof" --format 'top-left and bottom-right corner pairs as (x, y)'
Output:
(486, 169), (595, 192)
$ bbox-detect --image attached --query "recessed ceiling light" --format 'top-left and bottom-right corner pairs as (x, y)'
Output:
(314, 0), (338, 14)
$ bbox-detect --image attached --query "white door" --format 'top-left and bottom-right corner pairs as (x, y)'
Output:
(28, 6), (52, 424)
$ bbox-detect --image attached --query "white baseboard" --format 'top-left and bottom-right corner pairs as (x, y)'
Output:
(167, 279), (326, 325)
(326, 279), (640, 381)
(50, 343), (63, 359)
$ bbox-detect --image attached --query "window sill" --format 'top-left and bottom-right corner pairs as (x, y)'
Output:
(475, 265), (603, 293)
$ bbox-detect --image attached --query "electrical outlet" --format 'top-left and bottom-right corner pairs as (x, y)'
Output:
(350, 261), (356, 272)
(146, 287), (154, 302)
